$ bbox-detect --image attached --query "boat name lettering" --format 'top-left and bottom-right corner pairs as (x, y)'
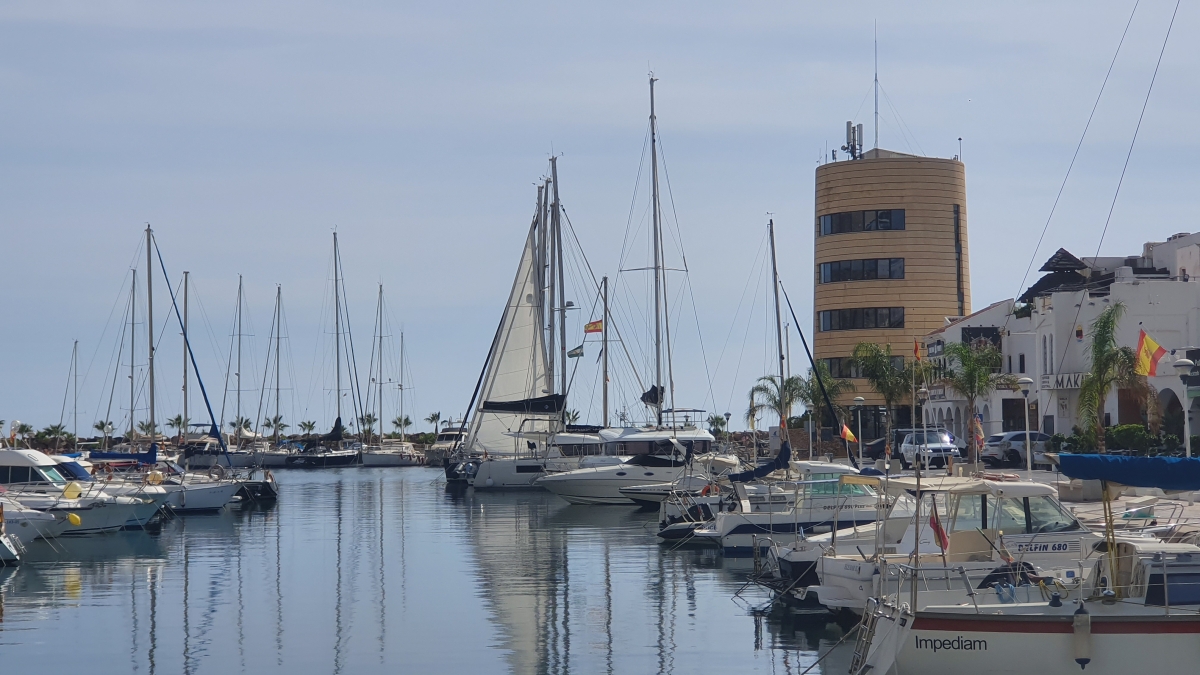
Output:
(844, 563), (860, 571)
(1014, 542), (1069, 553)
(914, 635), (987, 652)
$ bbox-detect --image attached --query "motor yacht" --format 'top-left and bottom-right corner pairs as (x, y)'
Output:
(0, 448), (146, 534)
(361, 440), (424, 467)
(0, 496), (68, 545)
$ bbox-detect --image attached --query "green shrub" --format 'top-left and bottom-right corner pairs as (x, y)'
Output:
(1107, 424), (1152, 453)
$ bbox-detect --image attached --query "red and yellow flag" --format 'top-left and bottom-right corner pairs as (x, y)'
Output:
(584, 320), (603, 334)
(1135, 329), (1167, 376)
(914, 338), (922, 362)
(840, 423), (857, 443)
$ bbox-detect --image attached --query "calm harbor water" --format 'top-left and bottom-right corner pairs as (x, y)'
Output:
(1, 468), (853, 674)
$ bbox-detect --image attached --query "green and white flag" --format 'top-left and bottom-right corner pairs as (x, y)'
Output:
(567, 344), (584, 358)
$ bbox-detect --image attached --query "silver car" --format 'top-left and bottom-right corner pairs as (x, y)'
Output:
(899, 430), (961, 469)
(981, 431), (1051, 468)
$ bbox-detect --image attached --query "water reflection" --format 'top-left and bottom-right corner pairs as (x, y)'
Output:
(0, 469), (851, 674)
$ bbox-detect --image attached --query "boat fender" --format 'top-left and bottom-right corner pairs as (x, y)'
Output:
(485, 477), (494, 487)
(146, 471), (164, 485)
(996, 583), (1016, 604)
(1072, 603), (1091, 669)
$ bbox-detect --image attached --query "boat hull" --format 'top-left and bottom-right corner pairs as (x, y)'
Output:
(469, 458), (547, 489)
(283, 451), (359, 469)
(360, 452), (424, 467)
(537, 466), (688, 505)
(164, 481), (241, 512)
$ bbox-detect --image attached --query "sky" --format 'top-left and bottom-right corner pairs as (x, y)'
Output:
(2, 0), (1196, 436)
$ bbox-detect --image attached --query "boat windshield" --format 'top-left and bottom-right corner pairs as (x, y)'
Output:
(804, 474), (875, 497)
(623, 454), (685, 468)
(53, 462), (93, 481)
(37, 465), (68, 483)
(950, 493), (1082, 534)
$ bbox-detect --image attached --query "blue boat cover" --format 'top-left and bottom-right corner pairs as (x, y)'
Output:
(728, 441), (792, 483)
(1058, 453), (1200, 492)
(89, 443), (158, 465)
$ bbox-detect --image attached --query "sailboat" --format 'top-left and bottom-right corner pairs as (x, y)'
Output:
(535, 76), (726, 505)
(361, 285), (422, 467)
(285, 232), (360, 468)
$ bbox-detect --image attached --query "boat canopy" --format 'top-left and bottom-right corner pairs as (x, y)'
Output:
(1058, 454), (1200, 492)
(727, 442), (791, 483)
(789, 460), (859, 476)
(883, 475), (1054, 498)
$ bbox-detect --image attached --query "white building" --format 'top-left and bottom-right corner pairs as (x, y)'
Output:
(924, 234), (1200, 444)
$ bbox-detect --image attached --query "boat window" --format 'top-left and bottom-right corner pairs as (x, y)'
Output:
(624, 454), (684, 468)
(1026, 496), (1082, 533)
(1146, 572), (1200, 606)
(5, 466), (34, 483)
(950, 494), (987, 532)
(987, 497), (1030, 534)
(38, 465), (67, 482)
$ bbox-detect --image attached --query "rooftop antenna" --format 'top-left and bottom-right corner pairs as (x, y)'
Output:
(874, 20), (879, 149)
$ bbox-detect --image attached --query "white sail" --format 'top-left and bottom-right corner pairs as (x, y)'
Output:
(466, 220), (557, 456)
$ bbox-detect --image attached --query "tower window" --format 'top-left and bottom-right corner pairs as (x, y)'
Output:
(818, 307), (905, 331)
(818, 209), (906, 235)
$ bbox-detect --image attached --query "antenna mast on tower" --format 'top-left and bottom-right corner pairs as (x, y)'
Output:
(874, 21), (879, 150)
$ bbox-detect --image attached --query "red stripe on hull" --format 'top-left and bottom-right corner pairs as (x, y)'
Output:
(914, 615), (1200, 634)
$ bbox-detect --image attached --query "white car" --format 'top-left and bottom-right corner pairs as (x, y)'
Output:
(898, 430), (961, 469)
(981, 431), (1051, 468)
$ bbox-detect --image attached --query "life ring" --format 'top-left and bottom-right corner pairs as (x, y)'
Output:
(700, 484), (719, 497)
(208, 464), (227, 480)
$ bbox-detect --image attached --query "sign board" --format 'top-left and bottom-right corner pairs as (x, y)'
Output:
(1042, 372), (1084, 390)
(769, 426), (781, 451)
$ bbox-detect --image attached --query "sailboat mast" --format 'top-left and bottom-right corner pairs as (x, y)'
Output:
(274, 285), (282, 445)
(547, 176), (557, 395)
(769, 220), (786, 390)
(146, 225), (155, 442)
(551, 156), (566, 395)
(649, 75), (663, 427)
(130, 269), (136, 439)
(378, 284), (385, 446)
(73, 339), (78, 450)
(399, 330), (405, 443)
(236, 274), (243, 446)
(602, 275), (609, 427)
(334, 232), (342, 422)
(183, 271), (189, 435)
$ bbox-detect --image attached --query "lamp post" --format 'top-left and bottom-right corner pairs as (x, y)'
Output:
(1175, 359), (1195, 458)
(1018, 377), (1035, 476)
(917, 386), (929, 472)
(879, 407), (889, 472)
(723, 412), (731, 445)
(853, 396), (865, 466)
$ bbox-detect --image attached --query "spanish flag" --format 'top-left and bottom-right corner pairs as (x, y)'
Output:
(914, 338), (922, 362)
(584, 320), (603, 334)
(1135, 330), (1167, 376)
(840, 423), (857, 443)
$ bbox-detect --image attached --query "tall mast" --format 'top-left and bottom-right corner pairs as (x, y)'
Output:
(602, 276), (609, 427)
(334, 232), (342, 422)
(146, 225), (155, 442)
(274, 285), (282, 445)
(130, 269), (136, 439)
(874, 21), (879, 150)
(551, 156), (567, 395)
(236, 274), (243, 447)
(769, 219), (786, 395)
(399, 330), (405, 442)
(547, 174), (557, 395)
(649, 74), (663, 427)
(73, 339), (78, 450)
(377, 283), (384, 446)
(182, 270), (189, 436)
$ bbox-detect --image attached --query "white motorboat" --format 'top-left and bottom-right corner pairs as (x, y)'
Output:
(470, 431), (609, 489)
(0, 448), (146, 534)
(536, 428), (728, 505)
(794, 476), (1102, 614)
(53, 456), (169, 527)
(854, 538), (1200, 675)
(361, 441), (424, 467)
(0, 496), (68, 545)
(0, 529), (19, 566)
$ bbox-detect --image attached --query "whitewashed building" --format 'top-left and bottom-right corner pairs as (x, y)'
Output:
(924, 233), (1200, 443)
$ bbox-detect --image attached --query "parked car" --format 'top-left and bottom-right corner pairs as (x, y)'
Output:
(981, 431), (1052, 468)
(861, 427), (952, 461)
(898, 430), (961, 469)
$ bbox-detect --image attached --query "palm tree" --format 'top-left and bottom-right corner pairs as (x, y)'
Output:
(706, 413), (727, 438)
(299, 420), (317, 439)
(15, 422), (33, 446)
(1078, 302), (1148, 453)
(794, 362), (857, 441)
(40, 424), (70, 450)
(264, 415), (289, 442)
(358, 413), (378, 443)
(136, 420), (158, 438)
(425, 412), (441, 435)
(564, 409), (581, 424)
(940, 340), (1015, 467)
(166, 414), (189, 440)
(94, 420), (113, 449)
(852, 342), (922, 459)
(391, 415), (412, 440)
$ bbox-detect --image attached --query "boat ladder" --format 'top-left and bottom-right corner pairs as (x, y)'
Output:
(848, 597), (881, 675)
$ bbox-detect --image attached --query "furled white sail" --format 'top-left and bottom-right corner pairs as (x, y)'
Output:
(466, 220), (557, 456)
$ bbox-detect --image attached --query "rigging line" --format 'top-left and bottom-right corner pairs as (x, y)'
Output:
(655, 131), (717, 411)
(1057, 0), (1178, 378)
(877, 83), (924, 156)
(711, 232), (770, 398)
(57, 343), (74, 430)
(1005, 0), (1141, 332)
(100, 283), (132, 432)
(616, 122), (653, 276)
(726, 251), (768, 416)
(218, 284), (238, 430)
(252, 292), (280, 440)
(79, 265), (145, 396)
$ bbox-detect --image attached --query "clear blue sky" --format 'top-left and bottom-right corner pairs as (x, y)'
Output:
(1, 1), (1194, 435)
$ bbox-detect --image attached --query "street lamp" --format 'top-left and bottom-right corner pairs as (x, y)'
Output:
(1175, 359), (1195, 458)
(917, 386), (929, 472)
(1017, 377), (1035, 476)
(853, 396), (865, 466)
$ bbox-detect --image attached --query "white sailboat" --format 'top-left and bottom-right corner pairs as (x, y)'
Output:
(361, 286), (422, 467)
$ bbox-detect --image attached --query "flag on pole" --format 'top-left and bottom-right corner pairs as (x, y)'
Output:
(567, 344), (584, 358)
(930, 501), (950, 550)
(840, 423), (857, 443)
(914, 338), (922, 362)
(584, 320), (603, 334)
(1135, 329), (1167, 376)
